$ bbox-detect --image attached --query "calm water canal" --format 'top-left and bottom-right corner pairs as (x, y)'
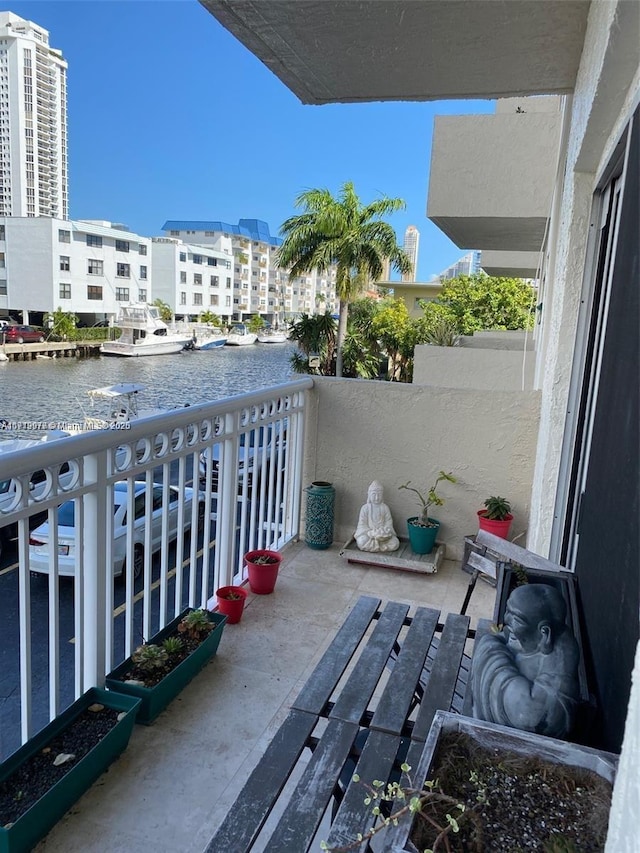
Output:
(0, 344), (297, 437)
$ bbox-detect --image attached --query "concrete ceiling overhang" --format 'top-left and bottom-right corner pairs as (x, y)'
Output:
(480, 250), (541, 278)
(200, 0), (591, 104)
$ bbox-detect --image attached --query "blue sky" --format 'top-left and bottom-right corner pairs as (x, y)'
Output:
(11, 1), (495, 280)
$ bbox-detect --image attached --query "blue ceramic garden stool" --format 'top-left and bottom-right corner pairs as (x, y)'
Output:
(305, 481), (335, 550)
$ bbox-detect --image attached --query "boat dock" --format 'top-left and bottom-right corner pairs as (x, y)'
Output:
(0, 341), (103, 361)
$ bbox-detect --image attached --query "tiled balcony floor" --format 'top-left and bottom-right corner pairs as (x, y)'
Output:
(35, 542), (497, 853)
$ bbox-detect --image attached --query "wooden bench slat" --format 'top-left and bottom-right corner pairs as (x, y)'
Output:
(411, 612), (470, 741)
(370, 606), (440, 734)
(382, 736), (439, 849)
(326, 730), (401, 849)
(291, 595), (381, 715)
(467, 550), (498, 579)
(262, 719), (360, 853)
(203, 709), (317, 853)
(329, 600), (409, 724)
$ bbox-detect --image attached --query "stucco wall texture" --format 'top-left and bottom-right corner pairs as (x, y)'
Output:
(302, 377), (540, 561)
(413, 345), (534, 391)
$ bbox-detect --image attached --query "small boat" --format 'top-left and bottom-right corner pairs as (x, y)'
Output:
(83, 383), (169, 430)
(226, 323), (257, 346)
(257, 327), (288, 344)
(189, 325), (228, 350)
(101, 305), (191, 357)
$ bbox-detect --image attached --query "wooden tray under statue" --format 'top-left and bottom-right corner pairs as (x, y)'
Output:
(339, 536), (445, 574)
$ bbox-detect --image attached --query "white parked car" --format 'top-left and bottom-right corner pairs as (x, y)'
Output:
(28, 481), (204, 579)
(199, 423), (287, 490)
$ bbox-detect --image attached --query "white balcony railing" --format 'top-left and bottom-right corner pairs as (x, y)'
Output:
(0, 379), (312, 757)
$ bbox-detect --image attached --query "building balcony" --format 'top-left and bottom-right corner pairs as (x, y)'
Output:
(0, 371), (632, 849)
(201, 1), (589, 104)
(427, 98), (563, 252)
(481, 250), (541, 278)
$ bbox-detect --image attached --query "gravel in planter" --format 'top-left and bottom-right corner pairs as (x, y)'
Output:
(410, 731), (612, 852)
(0, 705), (120, 827)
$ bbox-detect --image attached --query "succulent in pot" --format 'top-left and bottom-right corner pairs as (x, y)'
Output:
(477, 495), (513, 539)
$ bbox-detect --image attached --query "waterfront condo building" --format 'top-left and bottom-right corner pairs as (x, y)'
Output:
(150, 235), (234, 324)
(0, 12), (68, 220)
(162, 219), (338, 323)
(0, 217), (237, 326)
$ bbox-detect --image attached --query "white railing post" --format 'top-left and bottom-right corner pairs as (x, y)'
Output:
(81, 450), (109, 690)
(216, 413), (241, 588)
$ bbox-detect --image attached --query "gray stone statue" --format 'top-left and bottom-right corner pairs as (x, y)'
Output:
(355, 481), (400, 552)
(470, 583), (580, 738)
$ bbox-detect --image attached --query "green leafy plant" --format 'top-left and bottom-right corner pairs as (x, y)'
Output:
(423, 315), (460, 347)
(247, 314), (265, 333)
(480, 496), (511, 520)
(177, 609), (214, 640)
(131, 643), (168, 672)
(162, 636), (184, 655)
(399, 471), (457, 526)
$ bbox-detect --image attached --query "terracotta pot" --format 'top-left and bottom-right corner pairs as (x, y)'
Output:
(215, 585), (248, 624)
(477, 510), (513, 539)
(244, 549), (282, 594)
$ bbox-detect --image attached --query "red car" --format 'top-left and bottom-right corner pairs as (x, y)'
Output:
(3, 325), (45, 343)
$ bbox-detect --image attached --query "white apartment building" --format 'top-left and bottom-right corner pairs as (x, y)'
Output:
(401, 224), (419, 282)
(0, 217), (152, 323)
(150, 236), (234, 323)
(0, 13), (68, 220)
(161, 219), (338, 322)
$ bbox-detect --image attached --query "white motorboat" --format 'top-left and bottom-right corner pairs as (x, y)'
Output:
(101, 305), (191, 357)
(226, 323), (257, 346)
(83, 383), (169, 430)
(188, 324), (228, 350)
(257, 327), (288, 344)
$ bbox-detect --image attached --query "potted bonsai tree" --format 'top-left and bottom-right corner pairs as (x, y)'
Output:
(477, 495), (513, 539)
(399, 471), (456, 555)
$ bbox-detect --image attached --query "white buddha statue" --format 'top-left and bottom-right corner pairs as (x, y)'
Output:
(355, 481), (400, 552)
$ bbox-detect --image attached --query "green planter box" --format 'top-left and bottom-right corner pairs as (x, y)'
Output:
(0, 687), (140, 853)
(105, 609), (227, 725)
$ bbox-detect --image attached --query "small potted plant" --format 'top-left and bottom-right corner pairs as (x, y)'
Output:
(477, 495), (513, 539)
(216, 585), (248, 623)
(243, 549), (282, 594)
(399, 471), (456, 555)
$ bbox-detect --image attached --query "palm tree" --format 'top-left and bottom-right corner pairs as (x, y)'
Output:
(277, 181), (412, 377)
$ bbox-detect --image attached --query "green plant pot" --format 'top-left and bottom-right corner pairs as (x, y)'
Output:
(407, 517), (440, 555)
(105, 609), (227, 725)
(0, 687), (140, 853)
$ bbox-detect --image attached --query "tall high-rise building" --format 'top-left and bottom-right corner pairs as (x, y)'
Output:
(402, 225), (419, 281)
(0, 13), (68, 219)
(438, 250), (482, 280)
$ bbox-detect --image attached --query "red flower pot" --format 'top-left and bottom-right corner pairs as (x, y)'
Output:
(244, 549), (282, 594)
(477, 510), (514, 540)
(216, 586), (248, 624)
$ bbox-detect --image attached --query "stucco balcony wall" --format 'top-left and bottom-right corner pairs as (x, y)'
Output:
(413, 343), (534, 392)
(427, 108), (562, 252)
(303, 378), (540, 560)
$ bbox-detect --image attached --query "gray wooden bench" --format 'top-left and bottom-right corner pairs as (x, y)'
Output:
(204, 595), (475, 853)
